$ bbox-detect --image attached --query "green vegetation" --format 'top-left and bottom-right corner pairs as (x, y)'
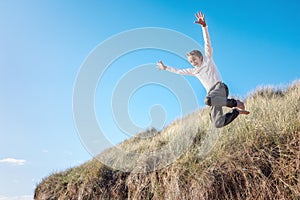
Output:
(35, 81), (300, 200)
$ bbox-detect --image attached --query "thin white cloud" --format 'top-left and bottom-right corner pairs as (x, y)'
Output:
(0, 158), (26, 166)
(0, 195), (32, 200)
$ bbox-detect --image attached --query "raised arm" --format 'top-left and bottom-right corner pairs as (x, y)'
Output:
(156, 60), (194, 76)
(194, 12), (213, 58)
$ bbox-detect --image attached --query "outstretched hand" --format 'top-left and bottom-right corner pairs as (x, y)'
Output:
(194, 12), (206, 27)
(156, 60), (166, 70)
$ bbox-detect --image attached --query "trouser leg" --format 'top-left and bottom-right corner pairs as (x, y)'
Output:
(210, 106), (225, 128)
(205, 83), (227, 106)
(210, 106), (240, 128)
(223, 109), (240, 127)
(205, 82), (239, 128)
(226, 98), (237, 108)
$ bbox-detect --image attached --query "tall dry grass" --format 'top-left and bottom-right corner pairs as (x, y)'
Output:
(35, 80), (300, 200)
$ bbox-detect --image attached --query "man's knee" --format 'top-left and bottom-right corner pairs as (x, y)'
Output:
(204, 97), (211, 106)
(226, 98), (237, 108)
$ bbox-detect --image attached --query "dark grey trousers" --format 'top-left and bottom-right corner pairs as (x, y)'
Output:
(204, 82), (239, 128)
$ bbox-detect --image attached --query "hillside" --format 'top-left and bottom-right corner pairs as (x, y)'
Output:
(34, 81), (300, 200)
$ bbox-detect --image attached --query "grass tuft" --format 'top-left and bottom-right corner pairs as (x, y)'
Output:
(35, 80), (300, 200)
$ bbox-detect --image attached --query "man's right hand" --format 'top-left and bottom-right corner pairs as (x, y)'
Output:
(194, 12), (206, 27)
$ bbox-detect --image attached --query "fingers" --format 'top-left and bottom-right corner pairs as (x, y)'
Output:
(156, 60), (162, 67)
(195, 11), (204, 19)
(156, 60), (166, 70)
(195, 11), (206, 27)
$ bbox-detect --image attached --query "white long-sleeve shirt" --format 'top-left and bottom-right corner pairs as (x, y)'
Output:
(165, 26), (222, 93)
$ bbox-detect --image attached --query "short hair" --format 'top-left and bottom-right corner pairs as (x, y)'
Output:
(186, 50), (203, 60)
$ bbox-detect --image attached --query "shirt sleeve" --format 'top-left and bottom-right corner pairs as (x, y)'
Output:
(202, 26), (213, 58)
(165, 66), (195, 76)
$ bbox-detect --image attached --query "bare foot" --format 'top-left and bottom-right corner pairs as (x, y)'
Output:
(236, 108), (250, 115)
(236, 99), (245, 110)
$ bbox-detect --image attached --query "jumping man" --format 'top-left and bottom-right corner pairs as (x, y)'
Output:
(157, 12), (250, 128)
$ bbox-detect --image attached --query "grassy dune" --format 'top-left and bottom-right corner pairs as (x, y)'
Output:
(34, 81), (300, 200)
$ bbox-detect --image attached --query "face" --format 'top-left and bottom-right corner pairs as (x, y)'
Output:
(187, 55), (202, 68)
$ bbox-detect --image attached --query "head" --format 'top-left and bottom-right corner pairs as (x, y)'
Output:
(186, 50), (203, 68)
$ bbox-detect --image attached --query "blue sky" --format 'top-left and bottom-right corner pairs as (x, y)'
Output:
(0, 0), (299, 198)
